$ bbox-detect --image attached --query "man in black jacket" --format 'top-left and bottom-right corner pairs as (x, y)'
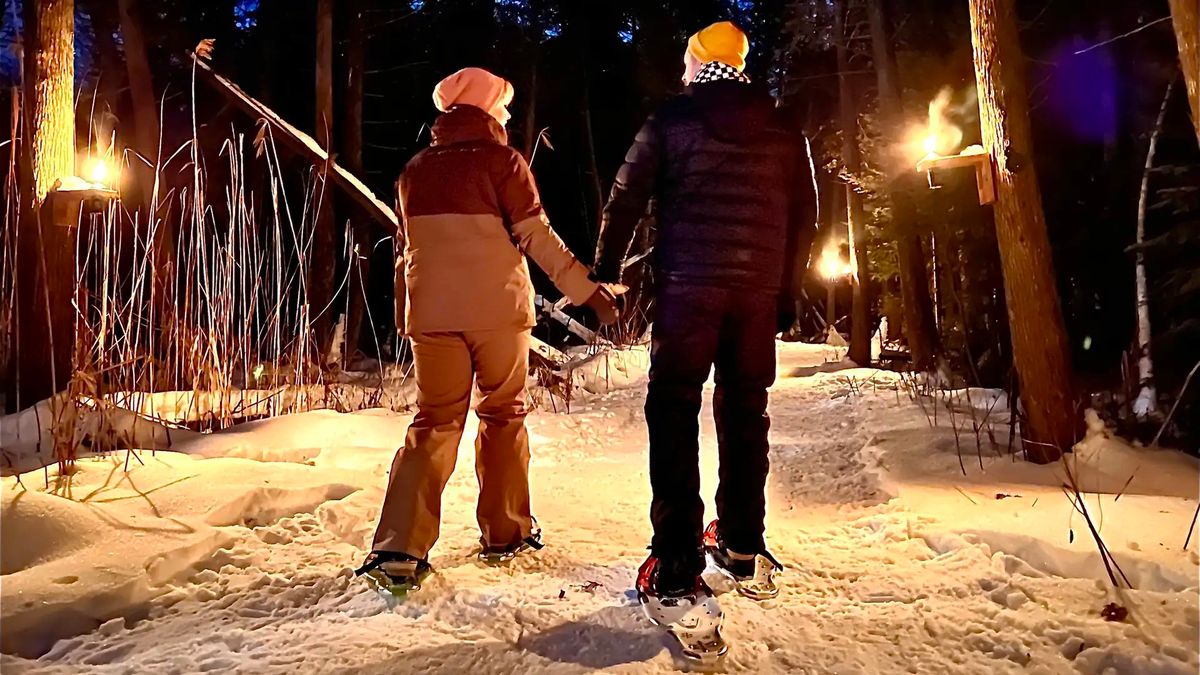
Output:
(596, 22), (818, 606)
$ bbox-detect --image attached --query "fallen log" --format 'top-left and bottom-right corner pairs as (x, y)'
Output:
(189, 49), (397, 235)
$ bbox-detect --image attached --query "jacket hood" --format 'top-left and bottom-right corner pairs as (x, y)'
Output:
(686, 80), (777, 144)
(430, 105), (509, 147)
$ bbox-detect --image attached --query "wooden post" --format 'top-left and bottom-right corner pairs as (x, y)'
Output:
(969, 0), (1077, 462)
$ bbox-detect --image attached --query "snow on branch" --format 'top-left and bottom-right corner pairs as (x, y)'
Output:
(189, 49), (398, 234)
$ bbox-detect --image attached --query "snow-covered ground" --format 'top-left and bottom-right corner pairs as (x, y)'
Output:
(2, 343), (1197, 673)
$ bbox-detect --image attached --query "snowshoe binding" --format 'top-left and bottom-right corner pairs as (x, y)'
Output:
(478, 522), (544, 566)
(703, 520), (783, 601)
(636, 554), (727, 664)
(355, 551), (433, 599)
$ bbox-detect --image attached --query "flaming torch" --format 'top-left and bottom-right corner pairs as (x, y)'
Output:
(817, 244), (853, 342)
(912, 87), (994, 205)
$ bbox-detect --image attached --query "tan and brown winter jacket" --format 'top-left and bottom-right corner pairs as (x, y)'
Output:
(395, 105), (598, 335)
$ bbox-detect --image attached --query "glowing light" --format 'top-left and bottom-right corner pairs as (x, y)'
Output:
(86, 158), (109, 184)
(818, 246), (853, 280)
(82, 155), (119, 187)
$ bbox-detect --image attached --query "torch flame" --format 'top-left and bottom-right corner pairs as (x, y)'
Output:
(923, 87), (964, 158)
(86, 157), (110, 184)
(818, 245), (853, 280)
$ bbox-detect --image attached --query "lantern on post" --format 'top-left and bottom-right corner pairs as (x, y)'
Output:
(916, 144), (995, 205)
(46, 153), (120, 227)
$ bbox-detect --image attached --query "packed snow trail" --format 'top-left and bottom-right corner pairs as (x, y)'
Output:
(2, 344), (1197, 674)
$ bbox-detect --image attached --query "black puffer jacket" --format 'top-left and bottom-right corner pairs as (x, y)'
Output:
(595, 80), (818, 295)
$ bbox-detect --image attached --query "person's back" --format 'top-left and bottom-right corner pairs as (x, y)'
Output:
(615, 80), (802, 291)
(400, 105), (549, 334)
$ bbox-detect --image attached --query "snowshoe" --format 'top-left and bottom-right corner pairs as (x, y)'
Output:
(636, 554), (727, 664)
(703, 520), (783, 601)
(355, 551), (433, 598)
(478, 522), (544, 566)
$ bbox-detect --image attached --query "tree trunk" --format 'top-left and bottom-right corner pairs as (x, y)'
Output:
(1132, 77), (1176, 419)
(117, 0), (157, 169)
(340, 0), (368, 365)
(867, 0), (940, 371)
(969, 0), (1077, 463)
(835, 2), (871, 366)
(86, 0), (123, 117)
(310, 0), (336, 360)
(116, 0), (174, 315)
(521, 57), (538, 160)
(1169, 0), (1200, 144)
(13, 0), (76, 409)
(258, 0), (283, 105)
(581, 79), (603, 231)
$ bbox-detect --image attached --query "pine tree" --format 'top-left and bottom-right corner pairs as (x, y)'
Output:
(969, 0), (1078, 462)
(834, 0), (872, 365)
(310, 0), (336, 359)
(866, 0), (940, 372)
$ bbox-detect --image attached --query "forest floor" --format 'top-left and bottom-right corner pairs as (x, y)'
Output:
(2, 343), (1198, 674)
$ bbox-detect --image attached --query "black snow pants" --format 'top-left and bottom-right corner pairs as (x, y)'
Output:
(645, 283), (777, 575)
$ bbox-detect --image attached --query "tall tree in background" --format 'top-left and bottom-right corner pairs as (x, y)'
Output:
(969, 0), (1076, 463)
(341, 0), (369, 362)
(311, 0), (336, 358)
(867, 0), (940, 372)
(117, 0), (156, 171)
(1170, 0), (1199, 144)
(1132, 76), (1176, 420)
(13, 0), (76, 408)
(834, 1), (871, 365)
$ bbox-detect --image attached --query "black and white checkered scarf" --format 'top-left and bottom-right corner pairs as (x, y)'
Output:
(691, 61), (751, 85)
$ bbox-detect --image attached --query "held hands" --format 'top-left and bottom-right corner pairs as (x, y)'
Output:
(585, 283), (626, 326)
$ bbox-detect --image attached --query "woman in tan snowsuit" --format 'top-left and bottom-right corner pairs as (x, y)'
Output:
(357, 68), (618, 594)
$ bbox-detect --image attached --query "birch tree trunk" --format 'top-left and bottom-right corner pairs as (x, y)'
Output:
(13, 0), (76, 409)
(969, 0), (1077, 463)
(867, 0), (940, 372)
(1132, 77), (1176, 419)
(1169, 0), (1200, 144)
(835, 1), (872, 366)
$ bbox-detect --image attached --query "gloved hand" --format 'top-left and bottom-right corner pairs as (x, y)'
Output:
(585, 285), (621, 326)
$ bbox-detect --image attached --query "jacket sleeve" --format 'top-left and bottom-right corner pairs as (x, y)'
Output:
(783, 133), (819, 297)
(595, 115), (662, 284)
(496, 150), (599, 306)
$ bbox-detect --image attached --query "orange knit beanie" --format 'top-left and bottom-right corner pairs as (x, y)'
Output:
(686, 22), (750, 72)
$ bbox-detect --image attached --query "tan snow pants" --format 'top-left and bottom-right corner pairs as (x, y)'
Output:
(373, 329), (534, 558)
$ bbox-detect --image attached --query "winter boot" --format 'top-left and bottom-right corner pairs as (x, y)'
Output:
(703, 520), (783, 600)
(355, 551), (433, 598)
